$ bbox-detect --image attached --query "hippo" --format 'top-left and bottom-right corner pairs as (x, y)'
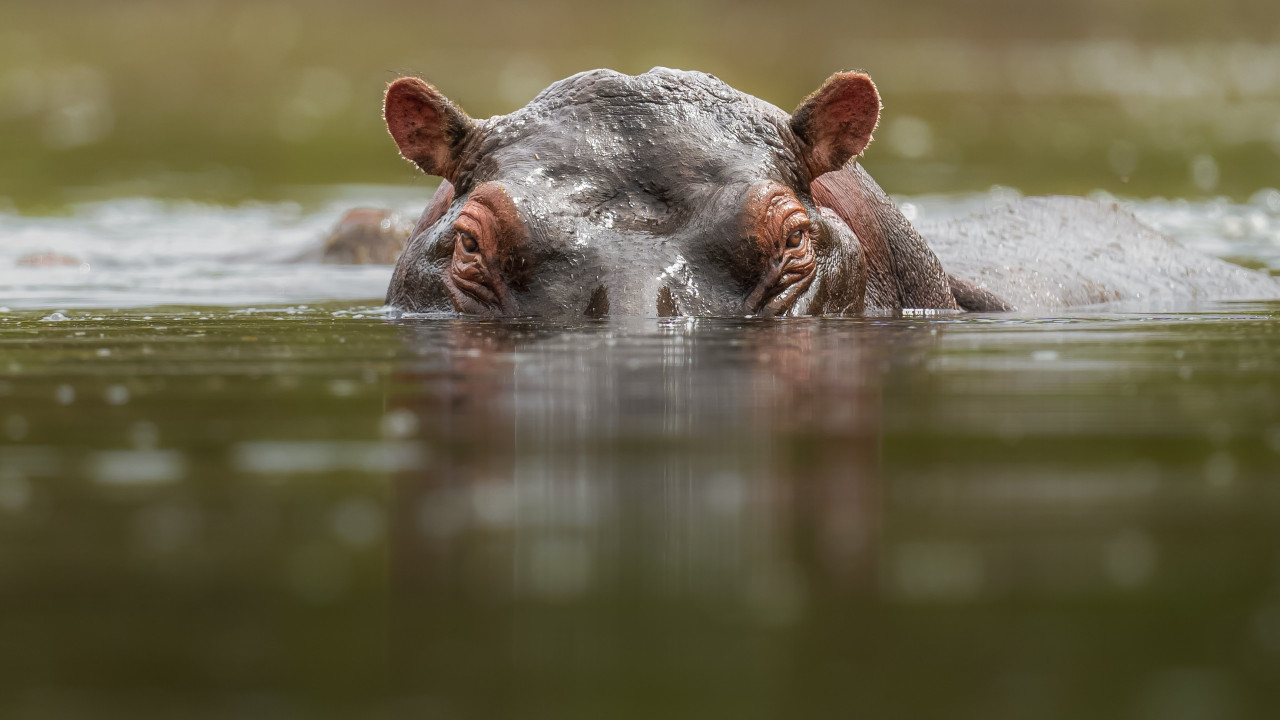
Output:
(295, 208), (413, 265)
(379, 67), (1280, 316)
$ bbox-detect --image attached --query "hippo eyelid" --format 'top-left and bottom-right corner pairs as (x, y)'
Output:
(452, 207), (486, 254)
(781, 210), (810, 246)
(766, 193), (807, 227)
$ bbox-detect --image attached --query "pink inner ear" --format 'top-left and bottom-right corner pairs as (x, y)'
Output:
(821, 91), (879, 154)
(794, 72), (881, 177)
(384, 77), (456, 177)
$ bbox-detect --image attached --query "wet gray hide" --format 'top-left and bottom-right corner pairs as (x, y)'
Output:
(920, 196), (1280, 312)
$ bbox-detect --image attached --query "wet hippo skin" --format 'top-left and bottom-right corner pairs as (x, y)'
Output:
(919, 196), (1280, 311)
(378, 68), (1280, 316)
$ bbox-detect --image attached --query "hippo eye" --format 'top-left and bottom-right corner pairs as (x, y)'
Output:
(745, 209), (817, 316)
(782, 212), (811, 250)
(741, 185), (819, 316)
(457, 230), (479, 254)
(786, 227), (808, 249)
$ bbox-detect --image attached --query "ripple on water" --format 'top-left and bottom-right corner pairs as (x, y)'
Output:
(88, 450), (187, 486)
(229, 441), (428, 475)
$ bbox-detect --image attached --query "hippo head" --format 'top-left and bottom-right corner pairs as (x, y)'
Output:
(384, 68), (882, 317)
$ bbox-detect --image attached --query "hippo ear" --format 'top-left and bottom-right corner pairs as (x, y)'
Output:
(384, 77), (475, 182)
(790, 72), (881, 177)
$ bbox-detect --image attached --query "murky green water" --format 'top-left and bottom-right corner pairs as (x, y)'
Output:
(4, 1), (1280, 716)
(3, 303), (1279, 718)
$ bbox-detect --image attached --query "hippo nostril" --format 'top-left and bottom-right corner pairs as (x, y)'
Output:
(656, 286), (679, 317)
(584, 285), (610, 318)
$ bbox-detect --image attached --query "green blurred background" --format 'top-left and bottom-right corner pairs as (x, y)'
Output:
(1, 0), (1279, 209)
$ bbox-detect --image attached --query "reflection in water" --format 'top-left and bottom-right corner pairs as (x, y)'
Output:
(381, 318), (918, 715)
(389, 319), (910, 600)
(1, 306), (1279, 716)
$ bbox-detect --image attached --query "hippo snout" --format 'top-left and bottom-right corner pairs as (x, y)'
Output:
(577, 284), (686, 318)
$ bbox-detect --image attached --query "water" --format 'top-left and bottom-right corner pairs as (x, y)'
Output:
(2, 191), (1280, 717)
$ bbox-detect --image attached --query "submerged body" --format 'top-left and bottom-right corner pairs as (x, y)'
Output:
(378, 68), (1279, 316)
(290, 208), (411, 265)
(921, 196), (1280, 311)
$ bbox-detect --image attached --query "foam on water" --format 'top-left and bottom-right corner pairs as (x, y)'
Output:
(1, 186), (1277, 310)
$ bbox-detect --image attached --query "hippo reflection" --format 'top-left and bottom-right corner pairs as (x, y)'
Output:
(385, 318), (903, 607)
(381, 68), (1280, 316)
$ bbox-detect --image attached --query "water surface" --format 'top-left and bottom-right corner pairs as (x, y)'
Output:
(3, 305), (1280, 718)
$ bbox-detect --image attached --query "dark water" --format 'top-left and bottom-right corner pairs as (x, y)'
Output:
(3, 303), (1280, 718)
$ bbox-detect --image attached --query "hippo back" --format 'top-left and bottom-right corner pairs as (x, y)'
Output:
(812, 163), (958, 312)
(919, 197), (1280, 312)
